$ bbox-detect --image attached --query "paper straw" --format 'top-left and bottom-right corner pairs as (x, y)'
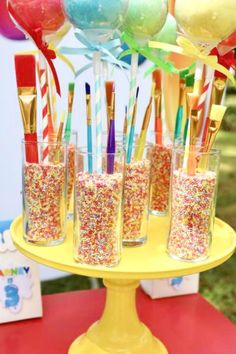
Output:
(49, 70), (58, 131)
(126, 53), (139, 150)
(93, 52), (102, 174)
(38, 54), (49, 162)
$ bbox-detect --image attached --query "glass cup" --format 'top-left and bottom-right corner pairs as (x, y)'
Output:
(74, 147), (124, 267)
(167, 148), (220, 262)
(123, 143), (152, 247)
(39, 131), (77, 220)
(149, 132), (174, 216)
(22, 140), (67, 246)
(64, 132), (77, 220)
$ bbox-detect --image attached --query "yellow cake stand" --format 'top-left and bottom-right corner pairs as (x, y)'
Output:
(11, 216), (236, 354)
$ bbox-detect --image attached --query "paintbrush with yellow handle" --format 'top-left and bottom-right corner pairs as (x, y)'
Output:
(182, 93), (199, 175)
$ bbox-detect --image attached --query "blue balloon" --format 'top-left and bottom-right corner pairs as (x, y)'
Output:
(120, 43), (146, 66)
(63, 0), (129, 42)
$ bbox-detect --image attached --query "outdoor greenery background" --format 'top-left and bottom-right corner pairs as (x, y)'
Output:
(42, 89), (236, 323)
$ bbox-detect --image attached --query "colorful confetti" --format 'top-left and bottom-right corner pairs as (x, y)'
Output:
(24, 162), (66, 245)
(75, 172), (123, 266)
(150, 144), (172, 215)
(168, 169), (217, 261)
(123, 159), (151, 245)
(67, 144), (75, 211)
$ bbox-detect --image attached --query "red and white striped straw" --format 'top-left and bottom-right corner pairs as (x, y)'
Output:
(38, 54), (49, 162)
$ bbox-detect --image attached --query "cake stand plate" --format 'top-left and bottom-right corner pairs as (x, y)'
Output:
(11, 216), (236, 354)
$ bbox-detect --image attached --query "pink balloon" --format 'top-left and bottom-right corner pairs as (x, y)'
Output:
(8, 0), (66, 35)
(0, 0), (25, 40)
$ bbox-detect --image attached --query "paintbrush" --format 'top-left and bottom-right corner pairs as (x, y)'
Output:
(107, 83), (116, 174)
(135, 82), (155, 161)
(183, 73), (195, 146)
(186, 94), (200, 175)
(152, 69), (162, 145)
(174, 68), (189, 142)
(14, 54), (38, 163)
(55, 111), (66, 163)
(64, 82), (75, 144)
(199, 105), (227, 170)
(127, 87), (139, 163)
(123, 106), (128, 147)
(204, 105), (227, 153)
(85, 82), (93, 174)
(105, 80), (114, 131)
(210, 74), (226, 106)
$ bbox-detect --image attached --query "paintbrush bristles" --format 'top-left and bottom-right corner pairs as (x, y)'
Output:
(152, 70), (162, 91)
(105, 81), (114, 106)
(210, 105), (227, 122)
(85, 82), (90, 95)
(15, 54), (36, 87)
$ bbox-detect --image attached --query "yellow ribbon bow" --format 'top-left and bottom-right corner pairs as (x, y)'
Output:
(149, 36), (235, 83)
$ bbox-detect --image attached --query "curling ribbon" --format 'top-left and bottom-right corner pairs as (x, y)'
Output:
(60, 29), (130, 77)
(120, 32), (179, 74)
(16, 47), (76, 77)
(149, 36), (235, 83)
(210, 48), (236, 79)
(8, 3), (61, 95)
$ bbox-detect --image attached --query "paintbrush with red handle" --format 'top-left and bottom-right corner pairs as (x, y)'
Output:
(15, 54), (38, 163)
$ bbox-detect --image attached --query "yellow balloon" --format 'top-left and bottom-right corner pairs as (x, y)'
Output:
(175, 0), (236, 44)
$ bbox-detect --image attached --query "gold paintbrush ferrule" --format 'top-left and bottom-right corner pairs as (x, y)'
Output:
(211, 77), (226, 105)
(110, 92), (115, 121)
(190, 109), (198, 146)
(17, 87), (37, 134)
(131, 103), (137, 126)
(205, 119), (220, 152)
(142, 99), (153, 131)
(68, 91), (74, 113)
(185, 87), (193, 119)
(86, 95), (92, 125)
(154, 91), (161, 118)
(179, 81), (185, 106)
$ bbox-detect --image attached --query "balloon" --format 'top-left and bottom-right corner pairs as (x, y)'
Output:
(152, 13), (177, 45)
(0, 0), (25, 40)
(8, 0), (66, 37)
(218, 30), (236, 55)
(122, 0), (168, 41)
(63, 0), (129, 42)
(175, 0), (236, 46)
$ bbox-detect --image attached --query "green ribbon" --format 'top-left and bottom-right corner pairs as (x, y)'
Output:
(120, 32), (179, 74)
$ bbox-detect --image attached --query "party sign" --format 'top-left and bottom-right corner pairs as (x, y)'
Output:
(0, 225), (42, 324)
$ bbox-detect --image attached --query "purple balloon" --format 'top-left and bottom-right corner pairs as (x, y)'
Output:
(0, 0), (26, 40)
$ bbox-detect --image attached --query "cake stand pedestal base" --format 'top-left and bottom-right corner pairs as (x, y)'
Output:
(69, 279), (168, 354)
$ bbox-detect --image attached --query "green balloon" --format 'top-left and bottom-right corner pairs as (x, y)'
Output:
(152, 14), (177, 45)
(122, 0), (168, 41)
